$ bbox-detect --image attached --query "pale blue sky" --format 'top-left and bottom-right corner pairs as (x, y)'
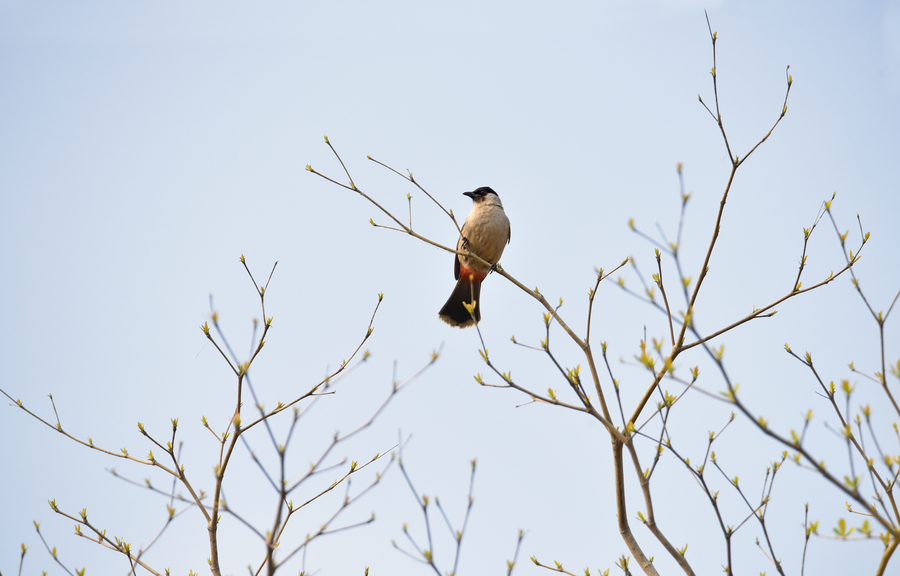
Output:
(2, 1), (899, 575)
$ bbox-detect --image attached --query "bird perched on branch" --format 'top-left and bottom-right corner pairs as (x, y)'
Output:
(438, 187), (511, 328)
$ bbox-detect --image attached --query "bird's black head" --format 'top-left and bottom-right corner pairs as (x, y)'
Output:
(463, 187), (498, 201)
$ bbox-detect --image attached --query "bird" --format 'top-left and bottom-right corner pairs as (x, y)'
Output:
(438, 187), (511, 328)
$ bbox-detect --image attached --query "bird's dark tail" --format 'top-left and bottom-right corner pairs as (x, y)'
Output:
(438, 276), (482, 328)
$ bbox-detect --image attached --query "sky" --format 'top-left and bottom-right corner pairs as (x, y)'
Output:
(1, 1), (899, 575)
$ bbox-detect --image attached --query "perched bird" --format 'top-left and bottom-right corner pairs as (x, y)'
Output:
(438, 187), (511, 327)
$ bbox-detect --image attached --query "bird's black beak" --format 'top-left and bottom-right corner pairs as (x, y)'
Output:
(463, 191), (477, 199)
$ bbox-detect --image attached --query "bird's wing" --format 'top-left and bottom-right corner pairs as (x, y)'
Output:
(454, 222), (466, 280)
